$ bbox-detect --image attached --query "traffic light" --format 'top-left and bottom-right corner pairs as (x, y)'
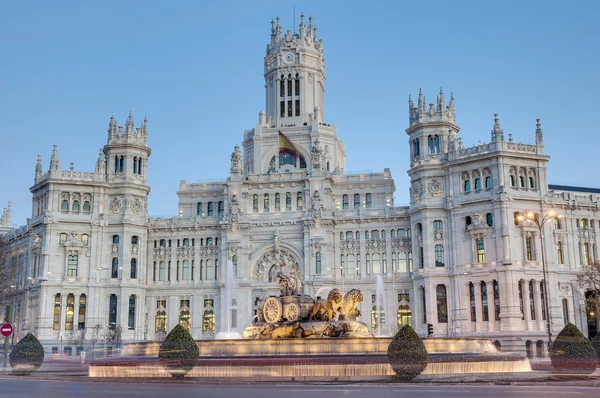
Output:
(427, 323), (433, 337)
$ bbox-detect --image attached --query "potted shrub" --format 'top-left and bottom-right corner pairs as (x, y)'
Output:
(387, 325), (428, 380)
(591, 334), (600, 364)
(550, 323), (597, 375)
(158, 325), (199, 379)
(9, 333), (45, 375)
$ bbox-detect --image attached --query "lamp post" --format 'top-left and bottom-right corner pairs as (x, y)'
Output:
(517, 210), (562, 348)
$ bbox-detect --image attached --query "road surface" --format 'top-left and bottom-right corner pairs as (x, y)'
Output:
(0, 379), (599, 398)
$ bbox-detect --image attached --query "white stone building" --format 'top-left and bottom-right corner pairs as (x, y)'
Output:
(1, 15), (599, 358)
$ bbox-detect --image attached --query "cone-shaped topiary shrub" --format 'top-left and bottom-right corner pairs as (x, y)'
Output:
(9, 333), (45, 375)
(158, 325), (199, 379)
(590, 333), (600, 365)
(550, 323), (597, 374)
(387, 325), (428, 380)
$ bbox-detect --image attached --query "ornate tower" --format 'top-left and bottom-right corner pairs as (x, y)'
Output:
(264, 14), (326, 128)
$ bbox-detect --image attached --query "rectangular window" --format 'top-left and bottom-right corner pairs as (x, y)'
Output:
(366, 193), (372, 208)
(436, 285), (448, 323)
(295, 100), (300, 116)
(526, 236), (534, 261)
(263, 194), (270, 212)
(275, 193), (281, 210)
(253, 195), (259, 212)
(295, 78), (300, 96)
(481, 283), (489, 322)
(280, 101), (285, 117)
(286, 192), (291, 210)
(287, 79), (292, 97)
(197, 202), (203, 216)
(476, 239), (485, 263)
(353, 194), (360, 209)
(342, 195), (349, 210)
(470, 283), (476, 322)
(128, 295), (136, 330)
(111, 258), (119, 278)
(435, 245), (444, 267)
(421, 287), (427, 324)
(182, 260), (190, 280)
(493, 281), (500, 321)
(297, 192), (303, 210)
(433, 220), (443, 231)
(159, 261), (166, 281)
(540, 282), (547, 321)
(218, 201), (224, 217)
(419, 246), (424, 269)
(529, 282), (536, 321)
(280, 80), (285, 97)
(67, 255), (78, 278)
(288, 100), (292, 117)
(207, 202), (213, 216)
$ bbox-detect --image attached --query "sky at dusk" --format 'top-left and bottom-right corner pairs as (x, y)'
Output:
(1, 0), (598, 226)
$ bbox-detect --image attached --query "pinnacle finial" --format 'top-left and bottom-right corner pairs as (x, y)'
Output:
(491, 113), (504, 142)
(535, 118), (543, 145)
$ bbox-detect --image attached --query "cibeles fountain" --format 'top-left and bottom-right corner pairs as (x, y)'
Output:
(243, 257), (372, 339)
(90, 254), (532, 380)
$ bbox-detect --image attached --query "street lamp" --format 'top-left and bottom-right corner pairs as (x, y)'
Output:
(327, 266), (359, 295)
(517, 210), (562, 348)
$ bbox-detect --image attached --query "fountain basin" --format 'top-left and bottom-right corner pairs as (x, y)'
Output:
(91, 337), (531, 380)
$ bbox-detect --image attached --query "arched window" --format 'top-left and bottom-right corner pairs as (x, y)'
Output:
(232, 255), (238, 276)
(83, 201), (91, 213)
(493, 280), (500, 320)
(119, 156), (124, 173)
(264, 194), (270, 212)
(464, 180), (471, 192)
(342, 194), (349, 210)
(218, 201), (224, 217)
(519, 176), (525, 188)
(128, 295), (136, 330)
(155, 300), (167, 334)
(67, 255), (78, 277)
(465, 216), (472, 229)
(485, 176), (493, 189)
(65, 293), (75, 330)
(114, 156), (119, 173)
(365, 230), (370, 240)
(279, 152), (296, 166)
(182, 238), (189, 247)
(111, 258), (119, 278)
(428, 135), (434, 154)
(133, 156), (138, 174)
(160, 239), (166, 248)
(340, 232), (344, 240)
(436, 285), (448, 323)
(60, 232), (67, 244)
(179, 300), (191, 331)
(130, 258), (137, 279)
(391, 229), (396, 238)
(346, 231), (353, 240)
(202, 306), (216, 335)
(206, 237), (213, 245)
(275, 193), (281, 210)
(72, 200), (80, 212)
(510, 175), (516, 187)
(78, 294), (86, 330)
(474, 178), (481, 190)
(470, 283), (476, 322)
(353, 194), (360, 209)
(529, 177), (535, 189)
(109, 294), (118, 325)
(481, 282), (489, 321)
(285, 192), (292, 210)
(131, 236), (138, 245)
(295, 73), (300, 96)
(562, 298), (569, 326)
(433, 135), (440, 153)
(207, 201), (214, 216)
(81, 234), (88, 246)
(280, 75), (285, 98)
(434, 245), (444, 267)
(297, 192), (303, 209)
(486, 213), (493, 226)
(61, 200), (69, 212)
(112, 235), (120, 244)
(397, 302), (412, 329)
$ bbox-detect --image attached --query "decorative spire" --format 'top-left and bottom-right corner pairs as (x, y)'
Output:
(49, 145), (60, 171)
(95, 149), (106, 174)
(125, 111), (134, 134)
(408, 94), (414, 110)
(535, 118), (543, 145)
(491, 113), (504, 142)
(108, 112), (117, 136)
(276, 16), (281, 38)
(299, 13), (306, 38)
(438, 87), (445, 112)
(308, 15), (313, 37)
(313, 26), (318, 42)
(35, 154), (43, 179)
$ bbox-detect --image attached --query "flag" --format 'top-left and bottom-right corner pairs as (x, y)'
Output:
(278, 131), (297, 155)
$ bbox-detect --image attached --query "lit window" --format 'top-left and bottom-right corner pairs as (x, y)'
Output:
(557, 242), (564, 264)
(78, 294), (86, 330)
(476, 238), (485, 263)
(526, 236), (534, 261)
(436, 285), (448, 323)
(65, 294), (75, 330)
(53, 294), (61, 330)
(583, 243), (590, 265)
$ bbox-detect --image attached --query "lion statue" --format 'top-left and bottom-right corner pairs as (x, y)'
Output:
(338, 289), (364, 321)
(309, 288), (343, 321)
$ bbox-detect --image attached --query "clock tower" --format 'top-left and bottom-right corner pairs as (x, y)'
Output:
(264, 14), (326, 128)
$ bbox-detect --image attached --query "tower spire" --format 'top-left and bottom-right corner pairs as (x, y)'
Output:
(299, 13), (306, 38)
(491, 114), (504, 142)
(535, 118), (544, 145)
(49, 145), (60, 171)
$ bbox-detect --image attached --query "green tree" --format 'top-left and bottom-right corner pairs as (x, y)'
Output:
(387, 324), (428, 380)
(550, 323), (597, 374)
(9, 333), (44, 375)
(158, 324), (199, 379)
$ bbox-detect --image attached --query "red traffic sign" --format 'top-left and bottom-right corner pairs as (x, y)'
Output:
(1, 323), (13, 337)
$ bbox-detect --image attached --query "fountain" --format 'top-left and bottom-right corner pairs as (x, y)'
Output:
(374, 275), (390, 337)
(89, 256), (533, 381)
(215, 260), (242, 339)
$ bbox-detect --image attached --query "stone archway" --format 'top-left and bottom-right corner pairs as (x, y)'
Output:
(253, 249), (302, 284)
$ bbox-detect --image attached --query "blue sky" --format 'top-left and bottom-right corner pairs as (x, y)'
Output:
(1, 0), (598, 225)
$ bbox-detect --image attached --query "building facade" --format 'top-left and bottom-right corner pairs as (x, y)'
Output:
(1, 15), (599, 357)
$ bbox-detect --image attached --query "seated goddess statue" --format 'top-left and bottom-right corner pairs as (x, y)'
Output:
(276, 258), (302, 296)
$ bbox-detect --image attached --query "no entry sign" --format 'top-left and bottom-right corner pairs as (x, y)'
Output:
(1, 323), (13, 337)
